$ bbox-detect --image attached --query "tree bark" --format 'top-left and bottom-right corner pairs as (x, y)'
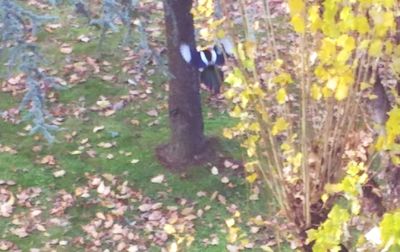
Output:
(157, 0), (212, 169)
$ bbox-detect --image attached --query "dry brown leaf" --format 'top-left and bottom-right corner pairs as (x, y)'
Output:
(40, 155), (56, 165)
(60, 44), (73, 54)
(146, 109), (158, 117)
(138, 204), (152, 212)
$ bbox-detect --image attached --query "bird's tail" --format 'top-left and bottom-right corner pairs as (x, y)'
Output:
(200, 66), (223, 94)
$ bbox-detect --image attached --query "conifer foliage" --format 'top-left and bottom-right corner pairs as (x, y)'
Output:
(0, 1), (60, 143)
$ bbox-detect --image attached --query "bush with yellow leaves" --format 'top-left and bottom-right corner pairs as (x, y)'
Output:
(194, 0), (400, 250)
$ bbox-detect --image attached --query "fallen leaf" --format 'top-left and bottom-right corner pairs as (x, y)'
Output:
(93, 125), (105, 133)
(40, 155), (56, 165)
(211, 166), (219, 175)
(97, 142), (113, 148)
(128, 245), (139, 252)
(130, 119), (140, 126)
(164, 224), (176, 234)
(10, 227), (28, 238)
(78, 34), (90, 43)
(225, 218), (235, 227)
(151, 174), (164, 184)
(130, 159), (140, 164)
(0, 240), (14, 250)
(102, 75), (115, 81)
(227, 244), (239, 252)
(96, 97), (111, 109)
(60, 44), (73, 54)
(224, 159), (234, 168)
(47, 23), (62, 29)
(97, 181), (110, 196)
(146, 109), (158, 117)
(138, 204), (152, 212)
(169, 242), (178, 252)
(53, 170), (66, 178)
(221, 177), (230, 184)
(148, 210), (162, 221)
(0, 190), (14, 217)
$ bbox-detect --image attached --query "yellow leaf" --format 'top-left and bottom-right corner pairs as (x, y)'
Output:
(391, 58), (400, 75)
(281, 142), (291, 152)
(225, 218), (235, 227)
(369, 40), (383, 57)
(274, 59), (284, 68)
(246, 173), (258, 183)
(351, 201), (361, 215)
(249, 122), (260, 132)
(273, 72), (293, 85)
(237, 43), (247, 63)
(291, 14), (305, 34)
(245, 143), (257, 157)
(339, 7), (355, 32)
(216, 29), (225, 39)
(318, 38), (336, 63)
(355, 16), (369, 34)
(337, 35), (355, 51)
(260, 245), (274, 252)
(223, 128), (233, 139)
(288, 0), (304, 15)
(337, 49), (351, 64)
(315, 65), (329, 81)
(244, 40), (257, 60)
(272, 117), (289, 136)
(391, 155), (400, 165)
(308, 5), (321, 32)
(240, 91), (250, 108)
(335, 81), (349, 101)
(359, 39), (370, 50)
(327, 77), (338, 91)
(325, 183), (343, 193)
(360, 82), (372, 91)
(385, 41), (393, 55)
(244, 161), (257, 173)
(311, 84), (322, 100)
(164, 224), (176, 235)
(276, 88), (287, 104)
(229, 105), (242, 118)
(225, 68), (243, 87)
(382, 0), (395, 8)
(322, 86), (333, 98)
(288, 152), (302, 170)
(228, 227), (239, 243)
(321, 193), (329, 203)
(383, 11), (394, 28)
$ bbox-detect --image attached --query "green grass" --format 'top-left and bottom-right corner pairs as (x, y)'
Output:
(0, 3), (290, 252)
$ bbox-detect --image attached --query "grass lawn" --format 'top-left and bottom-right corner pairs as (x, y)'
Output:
(0, 2), (291, 252)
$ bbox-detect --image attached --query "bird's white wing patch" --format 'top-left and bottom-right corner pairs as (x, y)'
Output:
(200, 51), (208, 65)
(179, 43), (191, 63)
(210, 49), (217, 64)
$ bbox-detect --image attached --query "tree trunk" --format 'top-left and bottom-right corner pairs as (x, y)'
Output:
(157, 0), (213, 169)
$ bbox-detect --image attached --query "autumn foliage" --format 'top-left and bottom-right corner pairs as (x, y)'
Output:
(194, 0), (400, 250)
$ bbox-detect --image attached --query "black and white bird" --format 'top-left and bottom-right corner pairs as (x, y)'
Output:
(179, 38), (234, 94)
